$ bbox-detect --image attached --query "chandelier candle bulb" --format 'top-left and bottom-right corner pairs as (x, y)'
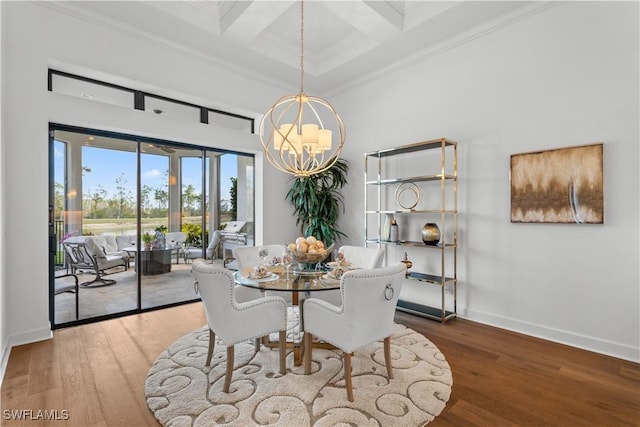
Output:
(319, 129), (332, 150)
(302, 124), (319, 145)
(273, 130), (284, 149)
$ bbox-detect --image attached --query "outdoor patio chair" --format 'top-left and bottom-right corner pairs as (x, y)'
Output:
(62, 236), (128, 287)
(165, 231), (187, 263)
(184, 230), (222, 263)
(54, 272), (79, 320)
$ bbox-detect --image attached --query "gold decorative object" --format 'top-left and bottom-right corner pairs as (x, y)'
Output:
(258, 0), (346, 177)
(395, 182), (420, 210)
(421, 223), (440, 245)
(401, 252), (412, 276)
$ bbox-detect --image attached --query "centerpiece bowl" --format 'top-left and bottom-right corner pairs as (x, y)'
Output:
(286, 243), (334, 265)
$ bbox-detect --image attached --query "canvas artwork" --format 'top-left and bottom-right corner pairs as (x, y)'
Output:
(510, 143), (604, 224)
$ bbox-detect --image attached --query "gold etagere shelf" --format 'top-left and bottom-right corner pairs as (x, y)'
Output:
(364, 137), (458, 323)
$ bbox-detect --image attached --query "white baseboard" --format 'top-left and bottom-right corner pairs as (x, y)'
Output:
(0, 325), (53, 386)
(9, 325), (53, 348)
(463, 308), (640, 363)
(0, 325), (54, 386)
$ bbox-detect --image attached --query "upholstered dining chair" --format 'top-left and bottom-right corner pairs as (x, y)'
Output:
(317, 245), (385, 306)
(233, 244), (287, 273)
(337, 245), (385, 269)
(303, 263), (406, 402)
(233, 244), (292, 302)
(192, 260), (288, 393)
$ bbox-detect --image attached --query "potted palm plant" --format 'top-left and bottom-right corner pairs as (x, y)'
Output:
(286, 158), (349, 247)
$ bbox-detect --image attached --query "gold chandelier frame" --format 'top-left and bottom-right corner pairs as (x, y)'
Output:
(258, 0), (346, 177)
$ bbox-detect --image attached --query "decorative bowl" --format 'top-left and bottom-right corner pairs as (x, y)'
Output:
(286, 243), (334, 264)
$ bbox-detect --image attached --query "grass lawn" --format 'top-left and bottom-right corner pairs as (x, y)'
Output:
(81, 216), (204, 235)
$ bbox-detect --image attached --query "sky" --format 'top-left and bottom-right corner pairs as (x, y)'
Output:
(54, 141), (240, 202)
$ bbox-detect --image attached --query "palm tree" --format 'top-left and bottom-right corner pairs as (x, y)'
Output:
(285, 158), (349, 247)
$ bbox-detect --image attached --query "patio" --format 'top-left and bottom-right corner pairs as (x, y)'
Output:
(54, 260), (224, 325)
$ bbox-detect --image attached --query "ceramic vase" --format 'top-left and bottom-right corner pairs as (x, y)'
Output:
(382, 214), (394, 241)
(421, 223), (440, 245)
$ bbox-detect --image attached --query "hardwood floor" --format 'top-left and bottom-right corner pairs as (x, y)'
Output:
(1, 304), (638, 426)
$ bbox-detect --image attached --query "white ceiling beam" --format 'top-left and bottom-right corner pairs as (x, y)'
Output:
(403, 1), (462, 31)
(221, 1), (296, 44)
(143, 1), (221, 35)
(320, 1), (403, 44)
(363, 1), (404, 30)
(217, 1), (252, 34)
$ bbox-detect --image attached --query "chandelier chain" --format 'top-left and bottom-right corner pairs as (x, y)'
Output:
(300, 0), (304, 93)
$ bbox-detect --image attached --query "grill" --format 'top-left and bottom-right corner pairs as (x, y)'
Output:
(220, 221), (248, 245)
(221, 221), (249, 269)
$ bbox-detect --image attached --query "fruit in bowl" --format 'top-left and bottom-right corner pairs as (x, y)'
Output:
(286, 236), (333, 263)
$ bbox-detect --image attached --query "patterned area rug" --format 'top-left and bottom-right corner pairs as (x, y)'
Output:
(145, 315), (452, 426)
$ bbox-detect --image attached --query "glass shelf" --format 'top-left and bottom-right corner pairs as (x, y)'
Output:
(365, 138), (456, 158)
(365, 209), (457, 215)
(406, 271), (456, 286)
(365, 239), (456, 249)
(365, 174), (456, 186)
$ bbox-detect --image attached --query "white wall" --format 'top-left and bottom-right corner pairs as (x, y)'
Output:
(0, 0), (8, 383)
(1, 0), (637, 371)
(0, 2), (294, 356)
(332, 1), (639, 361)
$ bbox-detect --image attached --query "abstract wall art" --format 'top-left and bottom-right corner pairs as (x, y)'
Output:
(510, 143), (604, 224)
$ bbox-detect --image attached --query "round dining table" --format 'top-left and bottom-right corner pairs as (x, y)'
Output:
(234, 266), (341, 365)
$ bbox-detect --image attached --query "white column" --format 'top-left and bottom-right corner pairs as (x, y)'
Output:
(65, 142), (83, 234)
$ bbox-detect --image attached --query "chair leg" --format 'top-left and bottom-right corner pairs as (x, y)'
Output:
(279, 330), (286, 375)
(304, 332), (313, 374)
(79, 273), (116, 287)
(223, 345), (234, 393)
(205, 329), (215, 366)
(384, 336), (393, 379)
(255, 337), (261, 352)
(344, 352), (354, 402)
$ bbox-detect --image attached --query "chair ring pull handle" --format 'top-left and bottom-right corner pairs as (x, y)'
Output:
(384, 283), (394, 301)
(194, 280), (199, 295)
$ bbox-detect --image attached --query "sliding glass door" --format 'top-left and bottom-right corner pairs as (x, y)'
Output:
(50, 125), (254, 327)
(139, 142), (205, 310)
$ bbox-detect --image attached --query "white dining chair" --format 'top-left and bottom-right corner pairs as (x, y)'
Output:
(303, 263), (406, 402)
(337, 245), (385, 269)
(233, 244), (287, 273)
(192, 260), (288, 392)
(318, 245), (385, 306)
(233, 244), (292, 302)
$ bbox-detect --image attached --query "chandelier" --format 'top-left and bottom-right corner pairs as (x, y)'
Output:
(259, 0), (346, 177)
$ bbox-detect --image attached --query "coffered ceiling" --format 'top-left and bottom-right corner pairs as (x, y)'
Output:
(46, 1), (549, 95)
